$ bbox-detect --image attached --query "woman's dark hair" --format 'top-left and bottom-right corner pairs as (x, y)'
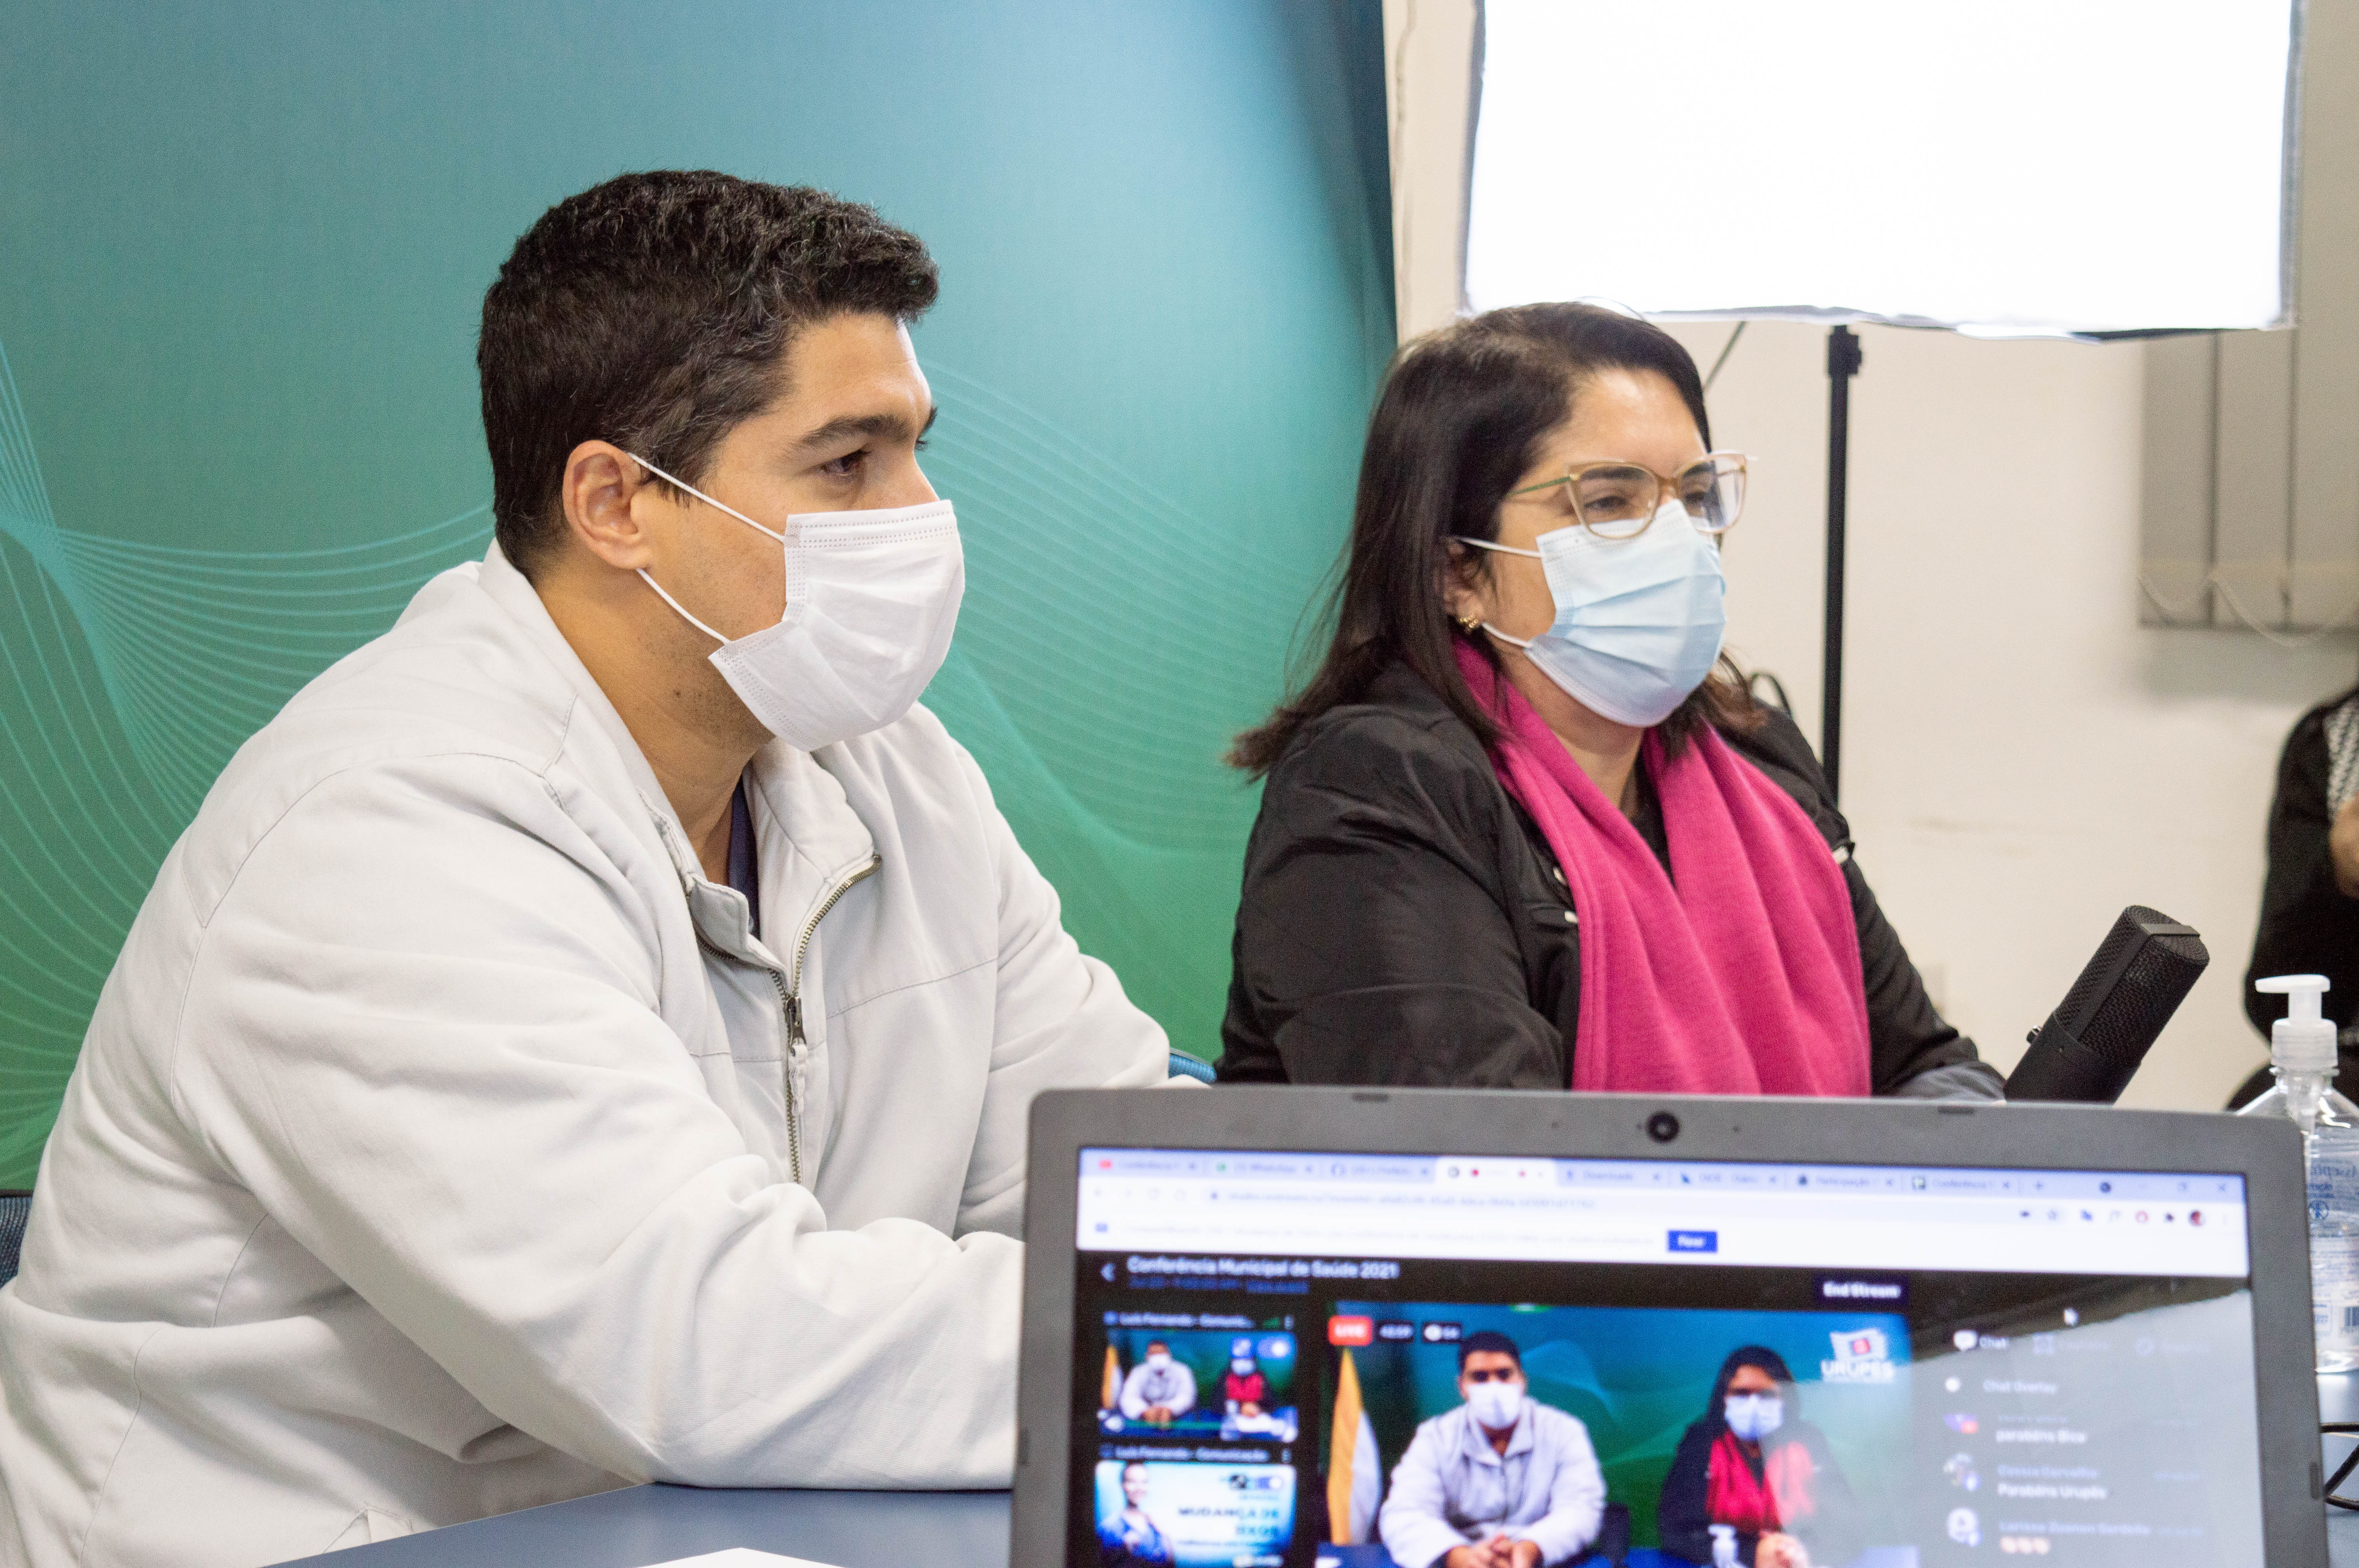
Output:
(1707, 1344), (1797, 1425)
(1229, 302), (1756, 776)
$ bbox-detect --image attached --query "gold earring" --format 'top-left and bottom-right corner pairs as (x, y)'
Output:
(1456, 614), (1482, 634)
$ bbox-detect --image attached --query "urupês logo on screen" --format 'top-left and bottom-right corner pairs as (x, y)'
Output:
(1820, 1325), (1896, 1383)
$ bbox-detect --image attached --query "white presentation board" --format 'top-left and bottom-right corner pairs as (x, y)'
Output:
(1465, 0), (2301, 335)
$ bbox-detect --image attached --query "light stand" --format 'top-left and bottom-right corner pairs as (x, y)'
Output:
(1821, 326), (1862, 800)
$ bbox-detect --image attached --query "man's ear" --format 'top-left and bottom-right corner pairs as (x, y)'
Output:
(558, 441), (666, 571)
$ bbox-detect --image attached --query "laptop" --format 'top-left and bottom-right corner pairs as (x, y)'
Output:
(1013, 1088), (2324, 1568)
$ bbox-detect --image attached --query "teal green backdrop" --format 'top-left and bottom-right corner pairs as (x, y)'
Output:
(0, 2), (1395, 1184)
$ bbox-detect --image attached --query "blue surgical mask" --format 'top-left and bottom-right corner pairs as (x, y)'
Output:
(1456, 497), (1727, 727)
(1725, 1392), (1784, 1441)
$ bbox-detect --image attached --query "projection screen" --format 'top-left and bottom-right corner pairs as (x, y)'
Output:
(1465, 0), (2302, 335)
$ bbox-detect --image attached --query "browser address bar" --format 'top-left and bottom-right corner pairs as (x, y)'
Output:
(1085, 1182), (1657, 1253)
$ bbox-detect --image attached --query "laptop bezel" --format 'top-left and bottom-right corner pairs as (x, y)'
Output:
(1014, 1087), (2323, 1568)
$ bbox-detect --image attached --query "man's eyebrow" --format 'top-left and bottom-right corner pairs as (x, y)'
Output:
(789, 404), (941, 455)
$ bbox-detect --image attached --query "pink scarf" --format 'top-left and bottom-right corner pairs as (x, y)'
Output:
(1705, 1428), (1821, 1535)
(1455, 643), (1871, 1095)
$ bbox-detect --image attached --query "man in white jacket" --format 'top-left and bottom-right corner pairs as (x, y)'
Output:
(0, 171), (1172, 1568)
(1378, 1333), (1605, 1568)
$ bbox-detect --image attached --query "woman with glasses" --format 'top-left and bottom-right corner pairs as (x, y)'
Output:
(1218, 303), (1997, 1098)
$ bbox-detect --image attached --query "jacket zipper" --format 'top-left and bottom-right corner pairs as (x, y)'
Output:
(767, 854), (881, 1186)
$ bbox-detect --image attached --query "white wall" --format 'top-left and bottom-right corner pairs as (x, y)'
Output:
(1382, 0), (2359, 1109)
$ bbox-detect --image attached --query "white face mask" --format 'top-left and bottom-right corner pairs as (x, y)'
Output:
(624, 453), (963, 751)
(1465, 1376), (1525, 1431)
(1146, 1352), (1173, 1369)
(1725, 1392), (1784, 1441)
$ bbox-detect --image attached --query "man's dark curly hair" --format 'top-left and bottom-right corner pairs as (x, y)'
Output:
(478, 170), (939, 574)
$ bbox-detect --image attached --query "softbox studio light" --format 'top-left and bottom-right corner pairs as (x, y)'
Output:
(1463, 0), (2303, 789)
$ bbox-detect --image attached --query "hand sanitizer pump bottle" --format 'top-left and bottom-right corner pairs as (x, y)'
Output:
(2239, 974), (2359, 1371)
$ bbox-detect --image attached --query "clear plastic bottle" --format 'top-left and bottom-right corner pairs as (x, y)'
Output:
(2238, 974), (2359, 1372)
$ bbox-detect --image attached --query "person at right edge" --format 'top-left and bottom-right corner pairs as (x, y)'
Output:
(1218, 303), (1999, 1097)
(2230, 682), (2359, 1107)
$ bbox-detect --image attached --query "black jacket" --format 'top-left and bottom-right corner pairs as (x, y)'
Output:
(1218, 663), (1994, 1094)
(2232, 686), (2359, 1108)
(1656, 1418), (1862, 1568)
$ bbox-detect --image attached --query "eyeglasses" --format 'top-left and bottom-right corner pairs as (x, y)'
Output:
(1462, 1367), (1522, 1383)
(1506, 452), (1750, 539)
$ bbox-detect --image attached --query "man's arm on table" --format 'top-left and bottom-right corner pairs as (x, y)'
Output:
(176, 756), (1020, 1489)
(951, 745), (1172, 1241)
(1376, 1424), (1467, 1568)
(1118, 1365), (1152, 1420)
(1514, 1416), (1606, 1563)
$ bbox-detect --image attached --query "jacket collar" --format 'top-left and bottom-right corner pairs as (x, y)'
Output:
(475, 543), (678, 823)
(473, 545), (877, 961)
(742, 745), (878, 961)
(1360, 660), (1492, 761)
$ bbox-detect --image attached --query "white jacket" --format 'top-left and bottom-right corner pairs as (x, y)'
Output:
(1378, 1402), (1605, 1568)
(0, 548), (1169, 1568)
(1116, 1359), (1198, 1421)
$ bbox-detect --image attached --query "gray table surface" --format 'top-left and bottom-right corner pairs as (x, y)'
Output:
(278, 1380), (2359, 1568)
(274, 1485), (1010, 1568)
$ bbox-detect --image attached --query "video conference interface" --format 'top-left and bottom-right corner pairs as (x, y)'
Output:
(1069, 1151), (2261, 1568)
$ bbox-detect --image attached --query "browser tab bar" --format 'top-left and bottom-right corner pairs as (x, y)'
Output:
(1076, 1149), (2250, 1279)
(1436, 1158), (1550, 1187)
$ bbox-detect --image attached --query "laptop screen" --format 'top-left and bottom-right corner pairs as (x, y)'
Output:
(1068, 1148), (2258, 1568)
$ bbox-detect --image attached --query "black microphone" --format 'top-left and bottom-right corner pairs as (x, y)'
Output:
(2005, 906), (2210, 1103)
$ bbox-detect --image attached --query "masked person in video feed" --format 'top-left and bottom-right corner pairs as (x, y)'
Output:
(1120, 1341), (1199, 1425)
(1218, 304), (1997, 1099)
(1098, 1462), (1178, 1568)
(1657, 1348), (1863, 1568)
(1378, 1331), (1606, 1568)
(1225, 1343), (1269, 1417)
(0, 172), (1178, 1568)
